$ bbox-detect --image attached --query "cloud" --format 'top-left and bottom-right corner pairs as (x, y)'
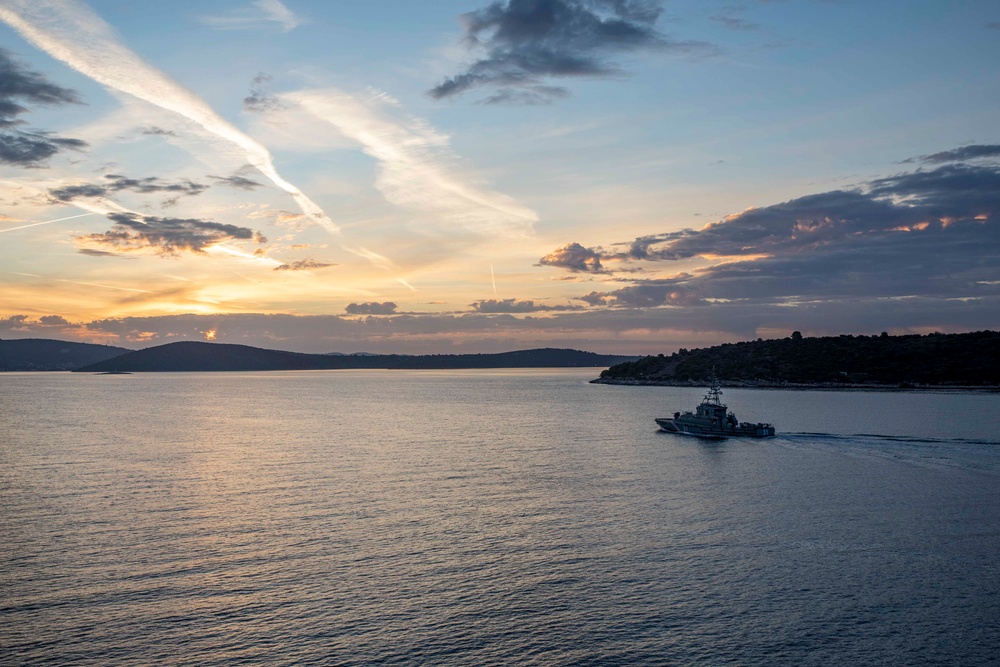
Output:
(345, 301), (398, 315)
(0, 314), (69, 334)
(286, 88), (537, 236)
(76, 212), (265, 255)
(471, 297), (582, 312)
(275, 211), (307, 225)
(614, 230), (697, 260)
(544, 161), (1000, 273)
(0, 47), (81, 124)
(0, 47), (86, 166)
(200, 0), (302, 32)
(538, 242), (605, 272)
(11, 296), (993, 356)
(478, 85), (571, 105)
(273, 259), (335, 271)
(902, 144), (1000, 165)
(549, 159), (1000, 310)
(106, 174), (206, 195)
(48, 183), (106, 200)
(430, 0), (714, 103)
(710, 14), (760, 31)
(0, 0), (335, 233)
(208, 174), (265, 190)
(576, 275), (702, 307)
(49, 174), (209, 206)
(77, 247), (132, 258)
(867, 163), (1000, 214)
(140, 126), (176, 136)
(0, 131), (86, 167)
(243, 72), (286, 113)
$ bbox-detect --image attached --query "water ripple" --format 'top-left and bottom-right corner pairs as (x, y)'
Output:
(2, 371), (998, 665)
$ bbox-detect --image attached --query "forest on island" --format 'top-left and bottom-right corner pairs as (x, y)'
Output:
(598, 331), (1000, 387)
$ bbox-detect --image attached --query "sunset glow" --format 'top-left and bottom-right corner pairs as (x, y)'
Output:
(1, 1), (997, 353)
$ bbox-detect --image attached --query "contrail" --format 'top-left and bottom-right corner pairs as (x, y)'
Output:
(55, 279), (151, 293)
(208, 244), (284, 268)
(286, 89), (537, 237)
(343, 245), (399, 272)
(491, 263), (498, 296)
(11, 270), (154, 294)
(342, 245), (417, 291)
(0, 212), (97, 233)
(0, 0), (337, 235)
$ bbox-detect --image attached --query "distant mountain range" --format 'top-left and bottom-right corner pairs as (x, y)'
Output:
(594, 330), (1000, 388)
(6, 333), (999, 386)
(0, 339), (638, 372)
(0, 339), (130, 372)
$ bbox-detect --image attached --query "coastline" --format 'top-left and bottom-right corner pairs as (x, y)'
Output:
(589, 377), (1000, 394)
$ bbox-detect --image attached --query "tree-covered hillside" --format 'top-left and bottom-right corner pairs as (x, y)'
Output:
(0, 339), (129, 371)
(74, 341), (637, 372)
(597, 331), (1000, 386)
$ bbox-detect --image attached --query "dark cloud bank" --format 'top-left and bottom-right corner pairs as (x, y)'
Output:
(471, 298), (582, 313)
(903, 144), (1000, 164)
(0, 48), (86, 167)
(6, 297), (995, 356)
(431, 0), (712, 104)
(539, 150), (1000, 334)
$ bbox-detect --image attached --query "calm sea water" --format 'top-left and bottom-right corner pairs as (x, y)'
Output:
(1, 370), (998, 666)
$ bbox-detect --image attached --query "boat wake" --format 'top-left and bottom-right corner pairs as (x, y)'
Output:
(775, 432), (1000, 474)
(785, 432), (1000, 446)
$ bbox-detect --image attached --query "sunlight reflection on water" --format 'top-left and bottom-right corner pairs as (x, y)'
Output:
(1, 371), (998, 665)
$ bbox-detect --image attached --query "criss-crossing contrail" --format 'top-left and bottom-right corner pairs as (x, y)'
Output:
(0, 212), (97, 233)
(0, 0), (337, 235)
(287, 88), (537, 237)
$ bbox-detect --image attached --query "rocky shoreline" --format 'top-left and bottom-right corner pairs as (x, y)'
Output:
(589, 376), (1000, 393)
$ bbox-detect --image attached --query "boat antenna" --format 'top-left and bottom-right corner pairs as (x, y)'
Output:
(703, 368), (724, 405)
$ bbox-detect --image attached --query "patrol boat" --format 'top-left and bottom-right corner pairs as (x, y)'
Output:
(655, 376), (775, 438)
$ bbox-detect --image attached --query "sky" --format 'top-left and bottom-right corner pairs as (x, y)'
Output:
(0, 0), (998, 354)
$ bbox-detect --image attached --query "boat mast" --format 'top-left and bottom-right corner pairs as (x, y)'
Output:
(703, 369), (723, 405)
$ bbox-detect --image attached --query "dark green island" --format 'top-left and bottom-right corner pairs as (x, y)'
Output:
(593, 330), (1000, 391)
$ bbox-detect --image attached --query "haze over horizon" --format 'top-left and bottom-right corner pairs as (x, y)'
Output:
(1, 0), (998, 355)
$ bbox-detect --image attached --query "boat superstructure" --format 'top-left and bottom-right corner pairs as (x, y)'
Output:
(655, 377), (775, 438)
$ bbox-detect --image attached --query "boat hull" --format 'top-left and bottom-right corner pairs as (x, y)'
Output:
(655, 417), (775, 439)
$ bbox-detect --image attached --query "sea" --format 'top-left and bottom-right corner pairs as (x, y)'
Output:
(1, 369), (998, 666)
